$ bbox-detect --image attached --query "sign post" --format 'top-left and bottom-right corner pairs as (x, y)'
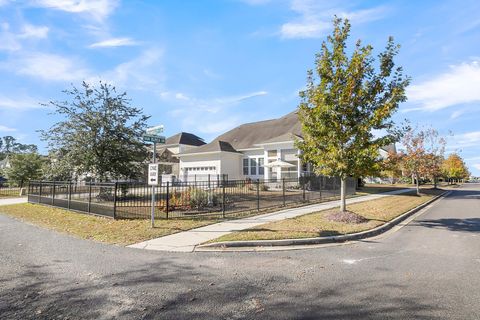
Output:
(148, 163), (159, 228)
(143, 125), (165, 228)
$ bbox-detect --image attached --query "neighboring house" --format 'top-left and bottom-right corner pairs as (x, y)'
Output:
(177, 112), (306, 182)
(152, 132), (205, 178)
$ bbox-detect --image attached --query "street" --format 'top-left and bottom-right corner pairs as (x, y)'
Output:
(1, 184), (479, 319)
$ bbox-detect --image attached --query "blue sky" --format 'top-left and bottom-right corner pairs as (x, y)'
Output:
(1, 0), (480, 175)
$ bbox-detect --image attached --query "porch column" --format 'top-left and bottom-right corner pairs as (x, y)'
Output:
(276, 148), (282, 180)
(263, 149), (269, 180)
(297, 149), (302, 178)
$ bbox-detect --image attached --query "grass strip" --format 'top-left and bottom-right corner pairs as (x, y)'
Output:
(0, 203), (218, 245)
(211, 188), (444, 243)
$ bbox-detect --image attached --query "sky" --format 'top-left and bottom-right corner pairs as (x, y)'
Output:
(1, 0), (480, 175)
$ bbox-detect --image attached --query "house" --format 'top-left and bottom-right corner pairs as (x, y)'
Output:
(177, 112), (305, 182)
(175, 111), (396, 182)
(152, 132), (205, 178)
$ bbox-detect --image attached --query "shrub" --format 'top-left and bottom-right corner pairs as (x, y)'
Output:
(188, 188), (219, 209)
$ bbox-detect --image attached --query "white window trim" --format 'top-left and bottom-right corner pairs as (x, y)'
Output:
(243, 156), (265, 177)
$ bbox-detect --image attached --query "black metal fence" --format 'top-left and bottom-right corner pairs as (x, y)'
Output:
(28, 176), (357, 220)
(0, 183), (26, 198)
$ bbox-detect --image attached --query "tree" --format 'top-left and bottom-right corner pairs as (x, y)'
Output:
(4, 153), (44, 187)
(401, 128), (427, 195)
(442, 153), (469, 183)
(401, 127), (447, 194)
(422, 128), (446, 189)
(382, 150), (404, 182)
(296, 17), (410, 213)
(40, 82), (150, 181)
(0, 136), (37, 161)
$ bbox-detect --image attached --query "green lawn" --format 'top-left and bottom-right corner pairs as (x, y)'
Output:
(0, 203), (218, 245)
(210, 188), (445, 243)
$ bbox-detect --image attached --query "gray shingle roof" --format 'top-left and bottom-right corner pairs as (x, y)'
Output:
(165, 132), (205, 146)
(181, 140), (241, 154)
(380, 143), (396, 154)
(204, 111), (302, 151)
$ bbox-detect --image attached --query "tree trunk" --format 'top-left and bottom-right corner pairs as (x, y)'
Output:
(340, 177), (347, 212)
(433, 176), (437, 189)
(411, 174), (415, 185)
(416, 174), (420, 196)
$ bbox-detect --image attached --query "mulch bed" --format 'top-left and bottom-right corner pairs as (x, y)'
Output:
(326, 210), (369, 224)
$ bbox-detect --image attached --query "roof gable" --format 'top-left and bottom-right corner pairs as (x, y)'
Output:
(212, 111), (302, 150)
(165, 132), (205, 146)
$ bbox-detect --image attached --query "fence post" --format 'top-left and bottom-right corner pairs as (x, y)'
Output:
(166, 182), (170, 220)
(282, 178), (286, 207)
(39, 181), (43, 203)
(302, 176), (306, 202)
(256, 179), (260, 212)
(208, 174), (211, 189)
(52, 181), (56, 205)
(87, 182), (92, 213)
(68, 181), (72, 210)
(319, 176), (323, 201)
(222, 181), (226, 218)
(113, 182), (118, 220)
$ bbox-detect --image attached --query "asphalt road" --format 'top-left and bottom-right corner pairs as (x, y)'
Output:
(1, 184), (479, 320)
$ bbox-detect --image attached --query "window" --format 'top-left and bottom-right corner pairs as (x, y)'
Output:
(258, 158), (264, 175)
(250, 158), (257, 175)
(243, 158), (249, 175)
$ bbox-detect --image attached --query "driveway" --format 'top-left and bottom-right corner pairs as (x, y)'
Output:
(1, 184), (479, 319)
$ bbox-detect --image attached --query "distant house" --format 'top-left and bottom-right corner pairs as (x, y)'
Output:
(177, 112), (305, 181)
(152, 132), (205, 178)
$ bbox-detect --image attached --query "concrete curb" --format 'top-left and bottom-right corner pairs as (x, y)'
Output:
(195, 190), (450, 252)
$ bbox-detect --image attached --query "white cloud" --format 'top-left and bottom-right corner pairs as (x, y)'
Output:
(0, 22), (49, 51)
(0, 95), (43, 110)
(89, 37), (138, 48)
(407, 60), (480, 111)
(92, 48), (164, 90)
(473, 164), (480, 171)
(279, 0), (387, 39)
(450, 131), (480, 149)
(32, 0), (118, 22)
(0, 125), (16, 132)
(19, 24), (49, 39)
(450, 109), (466, 119)
(2, 52), (90, 82)
(2, 47), (163, 89)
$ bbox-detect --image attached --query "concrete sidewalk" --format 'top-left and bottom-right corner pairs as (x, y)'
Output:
(128, 188), (414, 252)
(0, 197), (27, 206)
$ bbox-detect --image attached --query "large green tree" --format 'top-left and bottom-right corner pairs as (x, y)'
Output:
(40, 82), (150, 181)
(3, 153), (44, 187)
(297, 18), (410, 213)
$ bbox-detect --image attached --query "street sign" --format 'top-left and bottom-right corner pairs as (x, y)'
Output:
(146, 125), (164, 136)
(148, 163), (159, 186)
(143, 134), (166, 144)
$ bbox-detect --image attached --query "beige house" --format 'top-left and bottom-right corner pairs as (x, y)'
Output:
(177, 112), (305, 182)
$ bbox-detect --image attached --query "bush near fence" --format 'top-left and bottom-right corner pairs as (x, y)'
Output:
(27, 176), (356, 220)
